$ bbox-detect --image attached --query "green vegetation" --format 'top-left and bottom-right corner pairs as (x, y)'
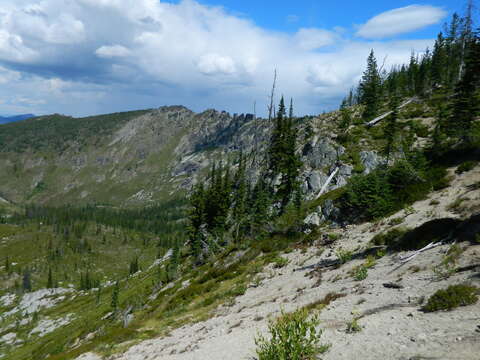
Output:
(422, 284), (478, 312)
(339, 161), (449, 222)
(335, 249), (353, 264)
(456, 160), (478, 174)
(0, 110), (150, 152)
(346, 318), (362, 333)
(255, 308), (329, 360)
(353, 266), (368, 281)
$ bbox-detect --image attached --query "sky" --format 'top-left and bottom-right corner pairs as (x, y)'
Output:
(0, 0), (470, 117)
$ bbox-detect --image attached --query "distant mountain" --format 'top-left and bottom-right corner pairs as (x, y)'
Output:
(0, 113), (35, 124)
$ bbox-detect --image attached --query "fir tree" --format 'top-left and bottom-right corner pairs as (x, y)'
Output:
(188, 183), (206, 264)
(47, 267), (53, 289)
(22, 269), (32, 292)
(449, 31), (480, 144)
(111, 281), (119, 311)
(359, 50), (382, 120)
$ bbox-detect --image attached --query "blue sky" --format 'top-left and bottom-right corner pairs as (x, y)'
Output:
(0, 0), (471, 117)
(197, 0), (462, 36)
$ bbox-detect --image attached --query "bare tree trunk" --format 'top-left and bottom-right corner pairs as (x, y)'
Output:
(267, 69), (277, 121)
(316, 167), (339, 199)
(366, 98), (416, 127)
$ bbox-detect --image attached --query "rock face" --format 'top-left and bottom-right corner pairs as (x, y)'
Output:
(0, 106), (383, 207)
(360, 151), (384, 174)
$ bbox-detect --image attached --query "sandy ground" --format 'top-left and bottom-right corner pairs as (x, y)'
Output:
(80, 166), (480, 360)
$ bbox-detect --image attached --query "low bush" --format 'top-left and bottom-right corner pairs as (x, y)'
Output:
(422, 284), (478, 312)
(335, 249), (353, 264)
(373, 218), (461, 251)
(456, 161), (477, 174)
(372, 227), (409, 247)
(272, 256), (289, 269)
(353, 266), (368, 281)
(338, 160), (449, 222)
(255, 308), (329, 360)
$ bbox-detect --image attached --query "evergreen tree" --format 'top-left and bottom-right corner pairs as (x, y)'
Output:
(129, 257), (139, 275)
(359, 50), (382, 120)
(167, 240), (180, 280)
(267, 97), (302, 212)
(188, 182), (206, 264)
(111, 281), (119, 311)
(47, 267), (53, 288)
(449, 31), (480, 144)
(250, 176), (270, 229)
(22, 269), (32, 292)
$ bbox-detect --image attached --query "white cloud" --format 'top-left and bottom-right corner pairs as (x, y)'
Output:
(295, 28), (338, 50)
(197, 53), (236, 75)
(96, 45), (131, 58)
(0, 0), (438, 116)
(356, 5), (447, 39)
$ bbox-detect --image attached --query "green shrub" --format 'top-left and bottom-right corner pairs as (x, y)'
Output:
(272, 256), (289, 269)
(335, 249), (353, 264)
(255, 308), (329, 360)
(353, 266), (368, 281)
(338, 161), (449, 222)
(372, 228), (409, 247)
(422, 284), (478, 312)
(346, 318), (362, 333)
(456, 161), (477, 174)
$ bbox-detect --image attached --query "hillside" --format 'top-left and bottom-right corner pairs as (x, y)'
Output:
(0, 115), (35, 125)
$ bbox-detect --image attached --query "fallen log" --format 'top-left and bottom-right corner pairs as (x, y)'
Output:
(366, 98), (416, 127)
(315, 167), (339, 200)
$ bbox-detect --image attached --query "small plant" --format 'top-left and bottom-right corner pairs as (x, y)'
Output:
(255, 308), (329, 360)
(375, 249), (386, 258)
(327, 233), (341, 241)
(388, 217), (404, 226)
(456, 161), (477, 174)
(404, 206), (416, 215)
(447, 197), (465, 212)
(422, 284), (478, 312)
(353, 266), (368, 281)
(335, 249), (353, 264)
(476, 234), (480, 244)
(364, 255), (376, 268)
(372, 227), (408, 247)
(346, 318), (362, 333)
(272, 256), (289, 269)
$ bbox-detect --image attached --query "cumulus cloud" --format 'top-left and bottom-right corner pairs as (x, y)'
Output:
(0, 0), (437, 116)
(295, 28), (338, 50)
(197, 54), (236, 75)
(356, 5), (447, 39)
(96, 45), (131, 58)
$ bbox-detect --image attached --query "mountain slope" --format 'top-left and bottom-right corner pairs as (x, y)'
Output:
(0, 114), (35, 125)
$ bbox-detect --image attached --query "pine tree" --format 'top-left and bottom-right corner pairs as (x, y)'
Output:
(250, 176), (270, 229)
(188, 182), (206, 264)
(359, 50), (382, 120)
(22, 269), (32, 292)
(449, 31), (480, 144)
(47, 267), (53, 289)
(167, 240), (180, 281)
(129, 257), (139, 275)
(268, 97), (287, 176)
(111, 281), (119, 311)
